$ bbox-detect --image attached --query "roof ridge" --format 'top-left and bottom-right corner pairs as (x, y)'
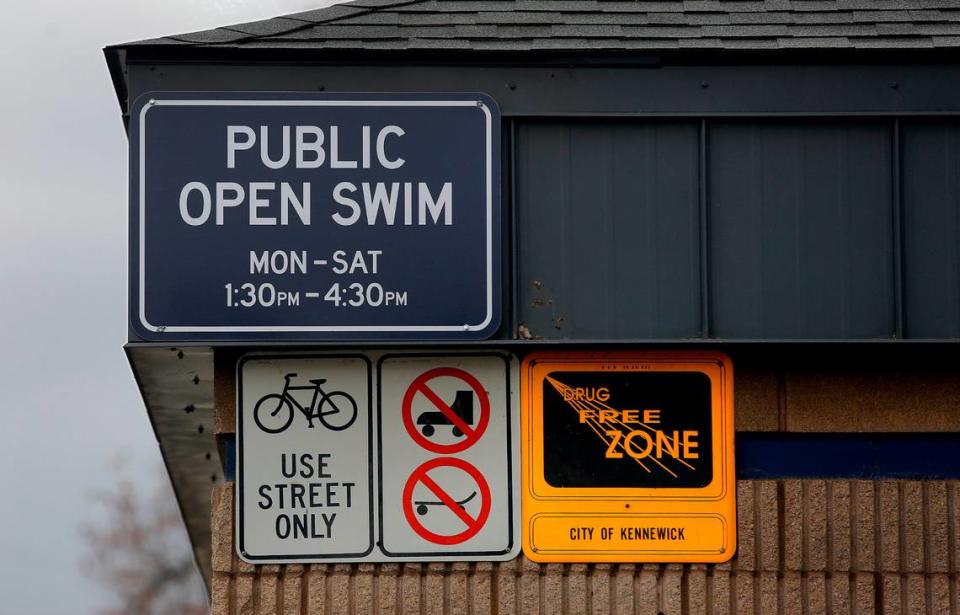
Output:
(109, 0), (960, 52)
(288, 0), (432, 26)
(177, 0), (433, 46)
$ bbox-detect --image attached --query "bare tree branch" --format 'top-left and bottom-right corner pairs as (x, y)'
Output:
(80, 460), (207, 615)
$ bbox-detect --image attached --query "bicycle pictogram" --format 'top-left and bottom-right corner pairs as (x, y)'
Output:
(254, 373), (358, 434)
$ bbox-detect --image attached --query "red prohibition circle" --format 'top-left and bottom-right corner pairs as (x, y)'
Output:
(402, 457), (492, 545)
(401, 367), (490, 454)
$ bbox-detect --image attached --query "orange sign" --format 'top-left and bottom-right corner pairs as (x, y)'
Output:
(521, 352), (735, 563)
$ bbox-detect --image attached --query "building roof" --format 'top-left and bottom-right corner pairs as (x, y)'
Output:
(115, 0), (960, 53)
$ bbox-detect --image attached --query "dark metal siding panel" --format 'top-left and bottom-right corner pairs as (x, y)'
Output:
(515, 121), (701, 339)
(708, 121), (895, 339)
(902, 121), (960, 338)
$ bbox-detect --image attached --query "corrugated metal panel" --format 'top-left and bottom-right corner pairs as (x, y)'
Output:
(707, 121), (895, 339)
(515, 121), (701, 339)
(901, 121), (960, 339)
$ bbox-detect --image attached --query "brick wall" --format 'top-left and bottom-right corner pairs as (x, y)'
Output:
(210, 480), (960, 614)
(212, 356), (960, 613)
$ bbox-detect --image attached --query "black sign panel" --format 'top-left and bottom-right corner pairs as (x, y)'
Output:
(542, 371), (713, 489)
(129, 92), (500, 341)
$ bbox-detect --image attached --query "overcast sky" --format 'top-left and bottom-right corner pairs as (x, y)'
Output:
(0, 1), (336, 612)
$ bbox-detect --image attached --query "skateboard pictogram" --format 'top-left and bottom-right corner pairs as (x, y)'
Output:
(402, 457), (491, 545)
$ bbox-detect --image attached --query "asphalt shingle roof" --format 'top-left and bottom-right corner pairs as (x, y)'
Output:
(118, 0), (960, 52)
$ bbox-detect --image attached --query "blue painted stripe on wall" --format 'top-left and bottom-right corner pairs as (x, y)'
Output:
(221, 433), (960, 482)
(737, 433), (960, 480)
(223, 438), (236, 482)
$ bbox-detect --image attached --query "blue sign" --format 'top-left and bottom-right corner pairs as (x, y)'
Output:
(129, 93), (500, 340)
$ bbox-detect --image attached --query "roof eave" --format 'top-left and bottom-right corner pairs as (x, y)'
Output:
(103, 41), (960, 129)
(104, 45), (130, 127)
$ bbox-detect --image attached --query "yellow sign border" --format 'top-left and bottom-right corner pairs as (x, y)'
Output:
(520, 351), (736, 563)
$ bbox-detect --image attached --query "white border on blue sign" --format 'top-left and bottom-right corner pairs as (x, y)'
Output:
(138, 98), (495, 333)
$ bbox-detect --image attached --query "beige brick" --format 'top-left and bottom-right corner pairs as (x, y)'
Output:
(734, 571), (754, 614)
(805, 572), (826, 615)
(783, 480), (804, 571)
(306, 565), (327, 614)
(735, 366), (779, 431)
(400, 563), (421, 615)
(881, 574), (902, 615)
(354, 564), (374, 615)
(445, 563), (468, 615)
(953, 577), (960, 615)
(327, 564), (351, 615)
(782, 571), (802, 615)
(211, 483), (234, 574)
(805, 481), (828, 572)
(470, 562), (492, 614)
(757, 480), (779, 571)
(612, 564), (634, 615)
(830, 481), (852, 572)
(878, 482), (901, 572)
(373, 564), (398, 615)
(686, 565), (708, 614)
(424, 563), (444, 615)
(736, 480), (756, 571)
(211, 573), (231, 615)
(543, 564), (564, 614)
(590, 563), (612, 615)
(258, 571), (279, 615)
(757, 572), (778, 614)
(235, 574), (254, 615)
(519, 556), (540, 614)
(925, 482), (950, 574)
(237, 558), (256, 575)
(902, 482), (925, 573)
(853, 573), (875, 615)
(904, 574), (925, 615)
(830, 572), (850, 615)
(710, 568), (731, 615)
(929, 575), (951, 615)
(494, 559), (517, 614)
(566, 564), (589, 615)
(953, 484), (960, 575)
(636, 565), (659, 615)
(853, 480), (877, 572)
(282, 565), (303, 615)
(660, 565), (682, 615)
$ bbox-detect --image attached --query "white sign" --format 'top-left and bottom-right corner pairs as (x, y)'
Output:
(379, 354), (518, 558)
(237, 351), (519, 563)
(237, 355), (373, 561)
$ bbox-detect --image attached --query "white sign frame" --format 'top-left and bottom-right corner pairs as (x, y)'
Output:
(236, 351), (520, 563)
